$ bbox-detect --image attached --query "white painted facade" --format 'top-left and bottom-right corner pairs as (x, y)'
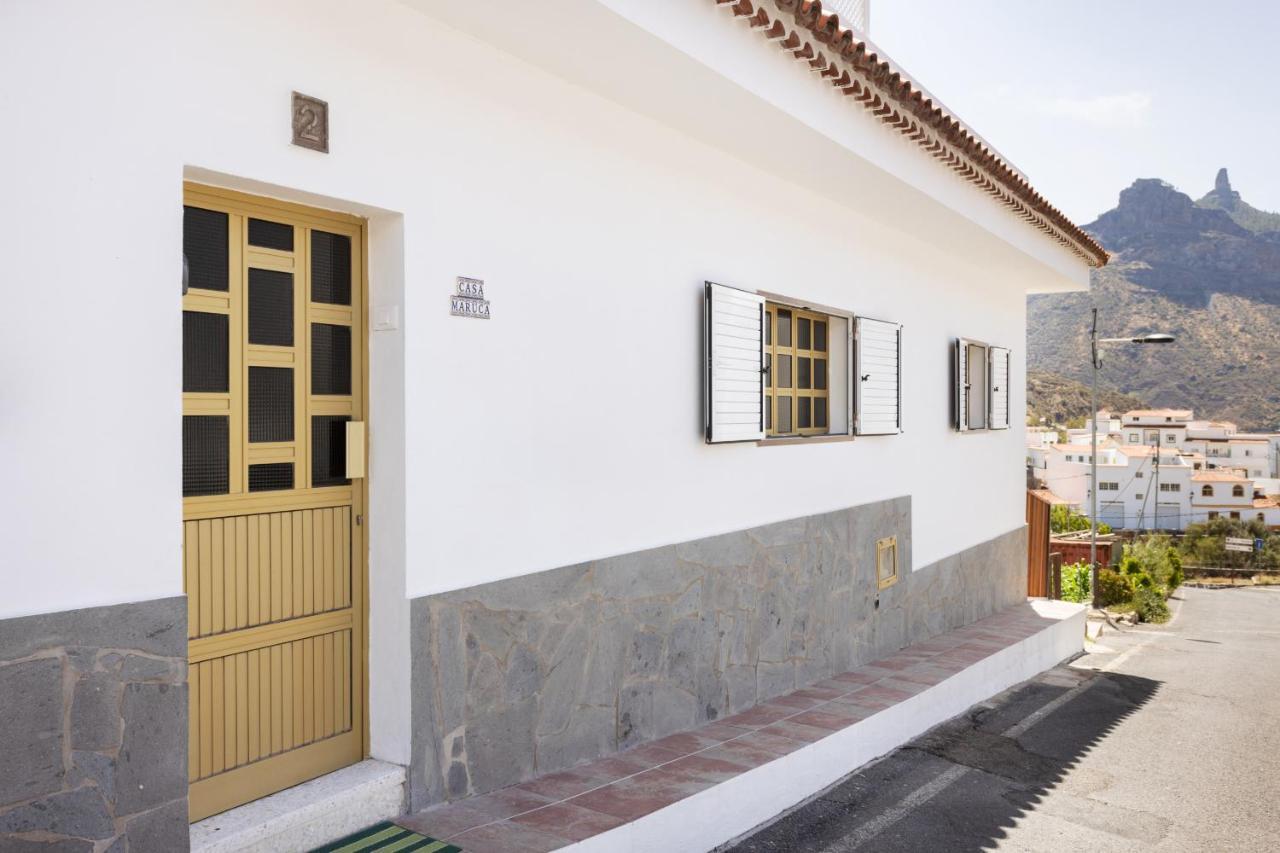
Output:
(1, 0), (1093, 797)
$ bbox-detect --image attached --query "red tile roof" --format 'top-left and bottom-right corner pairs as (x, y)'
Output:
(715, 0), (1108, 267)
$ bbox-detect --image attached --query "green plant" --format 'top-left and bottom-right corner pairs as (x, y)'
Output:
(1131, 587), (1170, 623)
(1060, 561), (1092, 604)
(1096, 568), (1131, 606)
(1050, 506), (1112, 536)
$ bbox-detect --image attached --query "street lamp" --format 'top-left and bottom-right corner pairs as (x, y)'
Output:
(1090, 308), (1175, 607)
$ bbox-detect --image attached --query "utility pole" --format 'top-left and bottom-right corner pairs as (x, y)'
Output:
(1090, 309), (1100, 608)
(1153, 430), (1161, 531)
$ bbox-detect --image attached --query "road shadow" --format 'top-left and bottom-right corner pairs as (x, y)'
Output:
(726, 670), (1161, 852)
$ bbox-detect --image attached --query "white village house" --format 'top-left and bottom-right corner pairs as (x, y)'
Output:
(1032, 408), (1280, 532)
(1, 2), (1098, 850)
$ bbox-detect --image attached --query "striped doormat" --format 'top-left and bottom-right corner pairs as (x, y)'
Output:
(310, 820), (461, 852)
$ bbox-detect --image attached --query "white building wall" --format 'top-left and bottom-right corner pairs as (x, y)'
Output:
(0, 0), (1083, 624)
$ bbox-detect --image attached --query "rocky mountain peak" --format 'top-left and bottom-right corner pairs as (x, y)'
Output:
(1085, 178), (1245, 251)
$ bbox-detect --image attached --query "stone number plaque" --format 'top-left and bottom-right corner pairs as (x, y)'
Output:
(292, 92), (328, 153)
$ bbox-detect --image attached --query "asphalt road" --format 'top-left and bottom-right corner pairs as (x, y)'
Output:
(726, 587), (1280, 852)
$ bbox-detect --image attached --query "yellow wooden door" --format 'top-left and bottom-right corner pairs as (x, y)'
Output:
(181, 183), (366, 821)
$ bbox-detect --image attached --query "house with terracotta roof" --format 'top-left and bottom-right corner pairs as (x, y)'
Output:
(1, 1), (1100, 849)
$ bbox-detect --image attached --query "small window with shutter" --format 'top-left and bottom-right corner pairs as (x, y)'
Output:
(989, 346), (1011, 430)
(855, 317), (902, 435)
(705, 283), (905, 444)
(704, 282), (766, 443)
(954, 338), (1012, 432)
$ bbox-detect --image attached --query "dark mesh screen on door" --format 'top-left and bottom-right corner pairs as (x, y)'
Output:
(183, 311), (229, 393)
(248, 463), (294, 492)
(311, 230), (351, 305)
(248, 268), (294, 346)
(183, 206), (228, 292)
(183, 416), (229, 496)
(312, 416), (351, 488)
(248, 367), (294, 443)
(248, 218), (294, 251)
(311, 323), (352, 395)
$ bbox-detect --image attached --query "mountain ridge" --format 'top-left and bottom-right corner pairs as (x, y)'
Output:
(1027, 169), (1280, 431)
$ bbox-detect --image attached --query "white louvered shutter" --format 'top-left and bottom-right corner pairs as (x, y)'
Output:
(955, 339), (969, 432)
(989, 346), (1011, 430)
(704, 282), (765, 443)
(855, 317), (902, 435)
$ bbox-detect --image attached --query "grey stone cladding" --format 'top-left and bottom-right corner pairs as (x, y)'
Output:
(408, 496), (1026, 808)
(0, 597), (188, 853)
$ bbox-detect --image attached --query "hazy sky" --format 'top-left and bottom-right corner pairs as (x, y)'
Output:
(873, 1), (1280, 225)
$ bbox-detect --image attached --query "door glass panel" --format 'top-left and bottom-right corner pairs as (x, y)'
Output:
(777, 355), (792, 388)
(183, 311), (228, 393)
(311, 324), (352, 395)
(776, 310), (792, 346)
(247, 463), (294, 492)
(183, 206), (229, 292)
(814, 321), (827, 352)
(815, 359), (827, 391)
(798, 317), (811, 350)
(799, 397), (812, 429)
(765, 310), (772, 346)
(248, 218), (294, 251)
(248, 269), (294, 346)
(798, 357), (811, 390)
(765, 353), (771, 388)
(312, 416), (351, 487)
(183, 416), (228, 496)
(776, 396), (792, 433)
(766, 395), (772, 431)
(248, 367), (294, 442)
(311, 230), (352, 305)
(815, 397), (828, 429)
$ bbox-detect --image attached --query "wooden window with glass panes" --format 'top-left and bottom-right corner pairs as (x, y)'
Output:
(765, 304), (829, 436)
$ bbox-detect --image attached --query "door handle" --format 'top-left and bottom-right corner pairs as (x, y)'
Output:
(345, 421), (366, 479)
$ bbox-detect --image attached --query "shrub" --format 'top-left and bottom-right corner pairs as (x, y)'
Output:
(1132, 587), (1170, 623)
(1096, 568), (1131, 607)
(1050, 506), (1111, 536)
(1060, 561), (1092, 604)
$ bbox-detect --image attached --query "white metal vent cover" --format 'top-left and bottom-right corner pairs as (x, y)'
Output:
(827, 0), (869, 34)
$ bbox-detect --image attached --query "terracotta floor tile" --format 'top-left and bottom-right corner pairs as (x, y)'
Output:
(851, 684), (914, 703)
(759, 719), (832, 744)
(646, 730), (731, 756)
(866, 655), (918, 671)
(695, 720), (756, 741)
(515, 768), (612, 801)
(789, 708), (860, 731)
(622, 742), (687, 767)
(396, 802), (495, 838)
(809, 676), (859, 693)
(462, 787), (555, 820)
(732, 729), (810, 756)
(893, 666), (949, 687)
(511, 802), (625, 843)
(663, 753), (750, 784)
(702, 738), (784, 770)
(574, 754), (651, 783)
(721, 704), (794, 728)
(873, 677), (930, 697)
(830, 668), (884, 687)
(832, 693), (894, 713)
(767, 693), (825, 710)
(570, 769), (709, 821)
(792, 685), (845, 701)
(449, 819), (569, 853)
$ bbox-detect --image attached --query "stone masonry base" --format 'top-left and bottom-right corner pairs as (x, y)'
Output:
(408, 496), (1027, 809)
(0, 597), (188, 852)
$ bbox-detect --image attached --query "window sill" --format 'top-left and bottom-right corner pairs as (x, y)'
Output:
(757, 433), (854, 447)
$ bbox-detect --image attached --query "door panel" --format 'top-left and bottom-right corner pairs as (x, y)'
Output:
(182, 184), (365, 821)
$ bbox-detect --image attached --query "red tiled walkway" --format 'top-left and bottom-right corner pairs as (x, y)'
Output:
(397, 604), (1060, 852)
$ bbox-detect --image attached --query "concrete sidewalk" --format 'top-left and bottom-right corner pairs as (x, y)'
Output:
(727, 587), (1280, 852)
